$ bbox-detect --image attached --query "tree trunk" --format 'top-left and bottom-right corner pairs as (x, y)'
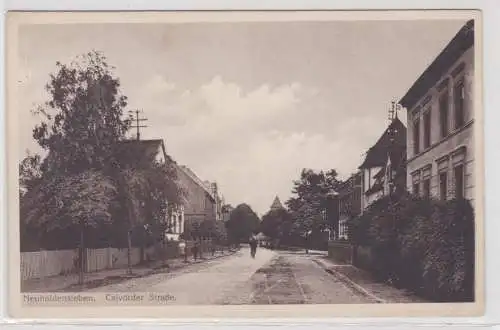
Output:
(127, 228), (132, 275)
(78, 224), (85, 285)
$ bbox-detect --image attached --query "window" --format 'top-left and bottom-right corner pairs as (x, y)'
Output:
(439, 91), (449, 138)
(413, 182), (420, 196)
(439, 172), (448, 201)
(423, 179), (430, 198)
(454, 80), (465, 129)
(423, 110), (431, 149)
(413, 119), (420, 155)
(454, 164), (465, 200)
(411, 172), (420, 196)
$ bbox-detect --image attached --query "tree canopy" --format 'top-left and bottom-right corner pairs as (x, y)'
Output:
(285, 168), (343, 238)
(19, 152), (43, 195)
(260, 208), (293, 241)
(225, 203), (260, 243)
(32, 51), (130, 175)
(22, 170), (117, 232)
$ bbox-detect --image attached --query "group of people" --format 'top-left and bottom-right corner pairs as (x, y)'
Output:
(178, 234), (261, 260)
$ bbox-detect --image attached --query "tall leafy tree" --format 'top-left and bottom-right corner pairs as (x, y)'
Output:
(32, 50), (130, 175)
(225, 203), (260, 243)
(22, 51), (132, 281)
(260, 208), (292, 243)
(22, 170), (118, 283)
(286, 168), (343, 241)
(21, 51), (184, 279)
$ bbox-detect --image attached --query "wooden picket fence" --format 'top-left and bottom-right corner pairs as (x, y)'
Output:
(21, 239), (222, 281)
(20, 247), (143, 281)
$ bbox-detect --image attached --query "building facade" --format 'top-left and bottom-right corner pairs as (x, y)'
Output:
(115, 139), (185, 241)
(204, 181), (224, 221)
(176, 165), (218, 230)
(338, 172), (362, 239)
(222, 204), (234, 222)
(358, 118), (407, 212)
(399, 20), (475, 205)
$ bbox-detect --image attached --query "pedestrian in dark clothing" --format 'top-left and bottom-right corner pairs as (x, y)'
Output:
(249, 235), (258, 258)
(192, 241), (199, 261)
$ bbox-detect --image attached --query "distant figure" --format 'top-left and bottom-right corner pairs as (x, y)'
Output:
(178, 239), (187, 263)
(192, 240), (200, 261)
(249, 234), (258, 258)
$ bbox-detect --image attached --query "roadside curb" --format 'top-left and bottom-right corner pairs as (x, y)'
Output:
(312, 258), (387, 304)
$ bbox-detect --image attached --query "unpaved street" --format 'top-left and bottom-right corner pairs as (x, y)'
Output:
(88, 247), (375, 304)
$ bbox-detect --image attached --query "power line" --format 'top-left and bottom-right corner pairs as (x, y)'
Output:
(129, 109), (148, 140)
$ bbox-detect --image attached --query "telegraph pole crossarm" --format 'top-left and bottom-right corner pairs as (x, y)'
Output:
(129, 109), (148, 140)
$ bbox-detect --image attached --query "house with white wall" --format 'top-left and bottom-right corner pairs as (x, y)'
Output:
(399, 20), (475, 205)
(358, 118), (407, 212)
(116, 139), (185, 241)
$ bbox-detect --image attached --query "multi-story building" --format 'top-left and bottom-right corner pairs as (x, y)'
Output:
(176, 166), (218, 230)
(399, 20), (475, 205)
(358, 117), (407, 212)
(115, 139), (185, 240)
(222, 204), (234, 222)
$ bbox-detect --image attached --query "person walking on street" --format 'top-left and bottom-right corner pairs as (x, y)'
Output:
(249, 234), (258, 258)
(192, 240), (199, 261)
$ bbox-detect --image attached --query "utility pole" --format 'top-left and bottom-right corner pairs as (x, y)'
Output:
(388, 101), (401, 122)
(129, 109), (148, 140)
(387, 101), (400, 194)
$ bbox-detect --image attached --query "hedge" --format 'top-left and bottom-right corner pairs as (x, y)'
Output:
(348, 193), (475, 302)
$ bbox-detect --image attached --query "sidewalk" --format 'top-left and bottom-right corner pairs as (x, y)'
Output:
(22, 249), (238, 293)
(313, 256), (427, 303)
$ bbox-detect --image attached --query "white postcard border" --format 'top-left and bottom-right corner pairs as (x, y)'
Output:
(4, 9), (487, 321)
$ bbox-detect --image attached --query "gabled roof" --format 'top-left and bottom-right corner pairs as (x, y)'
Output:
(359, 117), (406, 169)
(399, 20), (474, 109)
(114, 139), (171, 168)
(366, 144), (407, 197)
(177, 165), (216, 202)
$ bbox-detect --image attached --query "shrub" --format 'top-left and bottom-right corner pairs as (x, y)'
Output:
(421, 199), (475, 301)
(349, 194), (475, 302)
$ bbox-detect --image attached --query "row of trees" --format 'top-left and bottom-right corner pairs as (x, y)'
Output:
(181, 218), (228, 245)
(19, 51), (184, 283)
(260, 169), (343, 250)
(179, 203), (259, 249)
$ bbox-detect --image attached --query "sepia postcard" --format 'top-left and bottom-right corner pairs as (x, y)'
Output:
(6, 10), (484, 319)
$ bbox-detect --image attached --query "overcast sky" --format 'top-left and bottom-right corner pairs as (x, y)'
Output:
(17, 19), (467, 215)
